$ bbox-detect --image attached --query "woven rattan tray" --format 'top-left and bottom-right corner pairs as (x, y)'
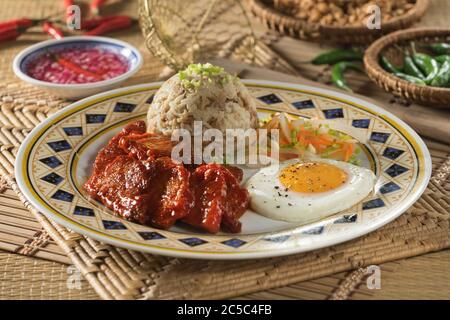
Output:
(248, 0), (430, 44)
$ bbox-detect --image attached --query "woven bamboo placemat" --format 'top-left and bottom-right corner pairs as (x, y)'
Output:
(0, 186), (70, 264)
(2, 244), (450, 299)
(0, 251), (99, 300)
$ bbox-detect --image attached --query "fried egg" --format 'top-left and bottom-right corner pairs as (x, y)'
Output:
(245, 158), (376, 224)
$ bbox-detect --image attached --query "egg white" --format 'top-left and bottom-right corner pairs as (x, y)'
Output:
(245, 158), (376, 224)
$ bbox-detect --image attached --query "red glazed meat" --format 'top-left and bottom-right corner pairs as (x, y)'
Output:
(182, 164), (249, 233)
(84, 121), (250, 233)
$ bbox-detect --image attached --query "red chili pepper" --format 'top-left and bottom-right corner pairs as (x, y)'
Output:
(84, 16), (135, 36)
(0, 18), (38, 29)
(90, 0), (107, 16)
(50, 53), (103, 80)
(0, 24), (32, 43)
(81, 15), (131, 30)
(43, 22), (64, 39)
(0, 26), (22, 42)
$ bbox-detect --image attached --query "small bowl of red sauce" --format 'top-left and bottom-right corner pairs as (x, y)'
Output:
(13, 36), (142, 100)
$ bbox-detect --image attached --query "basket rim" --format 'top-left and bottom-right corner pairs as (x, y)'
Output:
(364, 27), (450, 94)
(249, 0), (430, 34)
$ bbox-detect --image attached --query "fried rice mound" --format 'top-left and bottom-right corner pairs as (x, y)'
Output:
(146, 63), (258, 135)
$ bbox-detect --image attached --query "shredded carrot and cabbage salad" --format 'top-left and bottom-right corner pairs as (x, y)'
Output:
(261, 113), (360, 165)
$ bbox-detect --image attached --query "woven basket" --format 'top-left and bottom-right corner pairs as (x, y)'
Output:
(248, 0), (430, 44)
(364, 28), (450, 108)
(138, 0), (256, 70)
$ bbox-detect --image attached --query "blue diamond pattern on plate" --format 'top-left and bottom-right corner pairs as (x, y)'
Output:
(322, 108), (344, 119)
(383, 147), (404, 160)
(102, 220), (127, 230)
(334, 214), (357, 223)
(179, 237), (207, 247)
(352, 119), (370, 128)
(263, 235), (290, 243)
(51, 190), (74, 202)
(146, 94), (154, 104)
(370, 132), (390, 143)
(138, 231), (166, 240)
(221, 238), (247, 248)
(302, 226), (324, 235)
(85, 114), (106, 124)
(292, 99), (315, 110)
(385, 164), (408, 177)
(113, 102), (137, 112)
(74, 206), (95, 217)
(47, 140), (71, 152)
(39, 156), (62, 168)
(40, 172), (64, 185)
(257, 93), (282, 104)
(362, 198), (385, 210)
(379, 182), (401, 194)
(63, 127), (83, 136)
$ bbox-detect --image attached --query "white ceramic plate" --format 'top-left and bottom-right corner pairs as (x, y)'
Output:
(15, 81), (431, 260)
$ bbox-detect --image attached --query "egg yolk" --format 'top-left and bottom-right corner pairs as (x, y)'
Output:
(279, 162), (347, 193)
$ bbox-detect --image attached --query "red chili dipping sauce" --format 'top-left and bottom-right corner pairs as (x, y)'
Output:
(26, 47), (130, 84)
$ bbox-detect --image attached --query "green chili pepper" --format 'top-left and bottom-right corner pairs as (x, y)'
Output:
(403, 54), (425, 79)
(435, 55), (450, 64)
(380, 56), (401, 73)
(394, 72), (426, 85)
(430, 60), (450, 87)
(312, 49), (363, 65)
(427, 43), (450, 55)
(412, 53), (439, 84)
(331, 61), (364, 92)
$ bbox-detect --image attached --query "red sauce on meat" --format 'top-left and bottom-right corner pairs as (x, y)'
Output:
(84, 120), (250, 233)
